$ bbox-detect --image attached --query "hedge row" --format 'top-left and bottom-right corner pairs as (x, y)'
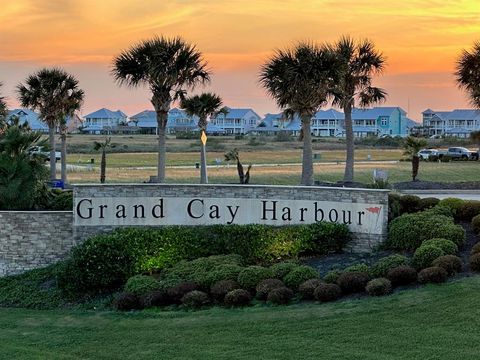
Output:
(58, 222), (351, 295)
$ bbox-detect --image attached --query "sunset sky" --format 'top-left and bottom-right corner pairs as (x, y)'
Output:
(1, 0), (480, 121)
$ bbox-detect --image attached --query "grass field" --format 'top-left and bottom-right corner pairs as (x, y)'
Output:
(1, 276), (480, 359)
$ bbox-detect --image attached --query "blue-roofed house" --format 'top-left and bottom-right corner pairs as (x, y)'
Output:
(129, 108), (198, 134)
(347, 107), (410, 137)
(311, 109), (344, 137)
(83, 108), (128, 134)
(7, 109), (84, 133)
(210, 107), (261, 135)
(422, 109), (480, 138)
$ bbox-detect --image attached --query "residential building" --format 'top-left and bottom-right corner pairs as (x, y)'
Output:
(422, 109), (480, 138)
(83, 108), (128, 134)
(6, 109), (84, 133)
(129, 108), (198, 134)
(210, 107), (261, 135)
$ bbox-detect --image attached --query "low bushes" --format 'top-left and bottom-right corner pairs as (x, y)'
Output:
(472, 215), (480, 235)
(418, 267), (448, 284)
(471, 243), (480, 255)
(418, 197), (440, 211)
(432, 255), (463, 275)
(298, 279), (324, 299)
(237, 266), (273, 290)
(421, 238), (458, 255)
(336, 272), (370, 294)
(181, 290), (209, 309)
(412, 245), (445, 269)
(113, 292), (141, 311)
(371, 255), (409, 278)
(211, 280), (240, 302)
(167, 282), (201, 304)
(386, 266), (417, 287)
(267, 287), (294, 305)
(283, 266), (319, 290)
(469, 253), (480, 272)
(224, 289), (252, 307)
(269, 261), (299, 279)
(456, 200), (480, 221)
(124, 275), (159, 297)
(323, 270), (342, 284)
(366, 278), (392, 296)
(256, 279), (284, 300)
(438, 198), (464, 218)
(343, 263), (371, 274)
(314, 284), (342, 302)
(139, 290), (169, 308)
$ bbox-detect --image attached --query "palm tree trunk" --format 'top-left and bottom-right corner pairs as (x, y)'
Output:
(48, 125), (56, 181)
(412, 155), (419, 181)
(100, 149), (106, 183)
(300, 115), (313, 186)
(343, 103), (354, 182)
(157, 122), (167, 183)
(60, 125), (67, 184)
(200, 129), (208, 184)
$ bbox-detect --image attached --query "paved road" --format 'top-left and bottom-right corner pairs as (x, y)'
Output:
(399, 190), (480, 200)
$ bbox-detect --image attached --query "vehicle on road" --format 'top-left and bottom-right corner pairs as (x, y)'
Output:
(438, 147), (479, 161)
(418, 148), (439, 160)
(31, 146), (61, 161)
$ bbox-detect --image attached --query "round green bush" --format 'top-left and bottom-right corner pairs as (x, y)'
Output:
(269, 261), (299, 279)
(323, 270), (343, 284)
(456, 200), (480, 221)
(282, 266), (319, 290)
(343, 263), (371, 274)
(371, 254), (409, 278)
(256, 279), (284, 300)
(124, 275), (160, 297)
(413, 245), (445, 269)
(237, 266), (273, 290)
(267, 287), (294, 305)
(139, 290), (169, 308)
(422, 238), (458, 255)
(423, 205), (454, 218)
(438, 198), (465, 218)
(313, 283), (342, 302)
(471, 242), (480, 255)
(298, 278), (324, 299)
(432, 255), (463, 276)
(181, 290), (210, 309)
(113, 292), (141, 311)
(210, 280), (240, 302)
(469, 253), (480, 272)
(419, 197), (440, 211)
(386, 265), (417, 287)
(418, 266), (447, 284)
(167, 282), (201, 304)
(399, 195), (421, 214)
(366, 278), (392, 296)
(224, 289), (252, 307)
(472, 215), (480, 235)
(205, 264), (243, 287)
(336, 271), (370, 294)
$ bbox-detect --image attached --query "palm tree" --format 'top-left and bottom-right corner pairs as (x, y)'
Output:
(17, 68), (84, 181)
(112, 36), (210, 183)
(403, 136), (427, 181)
(225, 148), (252, 184)
(471, 130), (480, 155)
(0, 83), (8, 131)
(329, 36), (386, 182)
(93, 137), (115, 183)
(455, 41), (480, 108)
(260, 42), (333, 186)
(180, 92), (225, 183)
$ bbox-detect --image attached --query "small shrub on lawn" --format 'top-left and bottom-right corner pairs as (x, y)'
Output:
(269, 261), (299, 279)
(343, 263), (371, 274)
(314, 283), (342, 302)
(205, 264), (244, 287)
(167, 282), (201, 304)
(432, 255), (463, 276)
(472, 215), (480, 235)
(399, 195), (422, 214)
(124, 275), (160, 297)
(283, 266), (319, 290)
(366, 278), (392, 296)
(267, 287), (294, 305)
(139, 290), (170, 308)
(256, 279), (284, 300)
(113, 292), (141, 311)
(438, 198), (465, 218)
(419, 197), (440, 211)
(237, 266), (273, 290)
(422, 238), (458, 255)
(336, 271), (370, 294)
(323, 270), (343, 284)
(469, 253), (480, 272)
(413, 245), (445, 269)
(386, 266), (417, 287)
(423, 205), (454, 218)
(471, 242), (480, 255)
(456, 200), (480, 221)
(181, 290), (210, 309)
(211, 280), (240, 302)
(418, 267), (448, 284)
(298, 278), (324, 299)
(371, 255), (409, 278)
(224, 289), (252, 307)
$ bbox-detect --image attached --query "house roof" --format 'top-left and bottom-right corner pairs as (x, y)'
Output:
(313, 109), (344, 119)
(423, 109), (480, 121)
(217, 107), (261, 120)
(351, 107), (405, 120)
(7, 108), (80, 131)
(130, 109), (198, 128)
(84, 108), (127, 119)
(405, 118), (419, 128)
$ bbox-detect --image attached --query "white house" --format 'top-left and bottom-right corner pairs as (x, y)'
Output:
(83, 108), (128, 134)
(209, 107), (261, 135)
(7, 109), (84, 133)
(129, 108), (198, 134)
(422, 109), (480, 138)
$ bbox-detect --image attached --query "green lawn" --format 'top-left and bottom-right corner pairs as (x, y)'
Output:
(2, 276), (480, 359)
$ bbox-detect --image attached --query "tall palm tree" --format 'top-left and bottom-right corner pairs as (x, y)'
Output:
(17, 68), (84, 181)
(180, 92), (225, 183)
(329, 36), (386, 182)
(93, 137), (115, 183)
(455, 41), (480, 108)
(0, 83), (8, 131)
(403, 136), (427, 181)
(471, 130), (480, 155)
(112, 36), (210, 183)
(260, 42), (333, 186)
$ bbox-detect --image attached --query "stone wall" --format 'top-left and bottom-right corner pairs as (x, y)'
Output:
(0, 211), (74, 276)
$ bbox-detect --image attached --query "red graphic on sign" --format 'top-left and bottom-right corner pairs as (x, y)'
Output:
(366, 206), (381, 214)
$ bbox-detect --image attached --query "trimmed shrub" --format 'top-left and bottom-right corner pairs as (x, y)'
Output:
(211, 280), (240, 302)
(237, 266), (273, 290)
(299, 222), (352, 254)
(269, 261), (299, 279)
(418, 267), (447, 284)
(456, 200), (480, 221)
(366, 278), (392, 296)
(124, 275), (160, 297)
(181, 290), (210, 309)
(139, 290), (169, 308)
(472, 215), (480, 235)
(413, 245), (445, 269)
(423, 205), (454, 218)
(205, 264), (243, 287)
(419, 197), (440, 211)
(386, 265), (417, 287)
(113, 292), (140, 311)
(256, 279), (284, 300)
(399, 195), (421, 214)
(167, 282), (201, 304)
(224, 289), (252, 307)
(422, 238), (458, 255)
(388, 193), (402, 221)
(387, 212), (465, 250)
(471, 242), (480, 255)
(469, 253), (480, 272)
(371, 255), (409, 278)
(343, 263), (371, 274)
(432, 255), (463, 276)
(298, 278), (324, 299)
(323, 270), (343, 284)
(314, 283), (342, 302)
(283, 266), (319, 290)
(438, 198), (465, 218)
(336, 272), (370, 294)
(267, 287), (294, 305)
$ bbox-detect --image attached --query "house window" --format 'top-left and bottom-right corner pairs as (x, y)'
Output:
(381, 118), (388, 126)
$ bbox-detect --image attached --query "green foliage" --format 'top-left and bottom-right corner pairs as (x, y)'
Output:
(300, 222), (351, 254)
(371, 255), (409, 278)
(313, 283), (342, 302)
(438, 198), (465, 218)
(224, 289), (252, 307)
(175, 131), (198, 139)
(422, 238), (458, 255)
(419, 197), (440, 211)
(336, 271), (370, 294)
(181, 290), (210, 309)
(366, 278), (392, 296)
(167, 282), (201, 304)
(269, 261), (299, 279)
(210, 280), (240, 302)
(124, 275), (159, 297)
(298, 278), (324, 299)
(469, 253), (480, 272)
(386, 266), (417, 287)
(267, 287), (294, 305)
(256, 279), (284, 300)
(456, 201), (480, 221)
(398, 195), (422, 214)
(282, 266), (319, 290)
(418, 267), (448, 284)
(204, 264), (243, 287)
(343, 263), (371, 274)
(323, 270), (343, 284)
(139, 290), (169, 308)
(423, 205), (454, 218)
(472, 215), (480, 235)
(386, 211), (465, 250)
(46, 190), (73, 210)
(237, 266), (273, 290)
(388, 193), (402, 222)
(413, 245), (445, 269)
(113, 292), (141, 311)
(432, 255), (463, 276)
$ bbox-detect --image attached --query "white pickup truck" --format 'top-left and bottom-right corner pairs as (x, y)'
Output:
(31, 146), (61, 161)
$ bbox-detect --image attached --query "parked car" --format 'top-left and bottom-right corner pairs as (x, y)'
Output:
(417, 149), (439, 160)
(438, 147), (479, 161)
(31, 146), (61, 161)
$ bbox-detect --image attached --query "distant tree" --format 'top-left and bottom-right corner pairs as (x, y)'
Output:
(225, 148), (251, 184)
(471, 130), (480, 154)
(17, 68), (84, 181)
(260, 42), (333, 185)
(329, 36), (387, 182)
(112, 36), (210, 183)
(93, 137), (115, 184)
(0, 83), (7, 131)
(403, 136), (427, 181)
(181, 92), (226, 183)
(455, 41), (480, 108)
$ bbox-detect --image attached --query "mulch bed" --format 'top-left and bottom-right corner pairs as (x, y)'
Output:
(393, 181), (480, 190)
